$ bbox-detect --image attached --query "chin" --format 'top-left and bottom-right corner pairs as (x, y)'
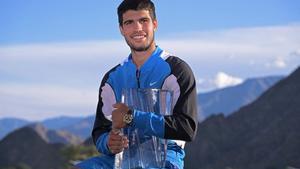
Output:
(132, 47), (149, 52)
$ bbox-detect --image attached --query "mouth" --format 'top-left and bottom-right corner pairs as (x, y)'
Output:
(133, 35), (145, 40)
(131, 33), (147, 40)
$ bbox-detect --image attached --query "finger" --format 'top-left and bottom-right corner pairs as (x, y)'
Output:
(108, 141), (123, 148)
(109, 138), (124, 146)
(108, 145), (124, 154)
(113, 103), (123, 108)
(108, 141), (125, 154)
(111, 128), (121, 135)
(108, 134), (127, 148)
(110, 147), (124, 154)
(109, 133), (123, 141)
(108, 141), (122, 149)
(122, 137), (129, 148)
(113, 103), (128, 110)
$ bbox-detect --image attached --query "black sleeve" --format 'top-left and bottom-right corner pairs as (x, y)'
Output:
(164, 56), (198, 141)
(91, 65), (119, 144)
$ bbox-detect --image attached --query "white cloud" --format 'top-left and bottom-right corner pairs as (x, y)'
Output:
(0, 24), (300, 120)
(159, 24), (300, 70)
(214, 72), (244, 88)
(0, 83), (97, 121)
(197, 72), (243, 93)
(159, 24), (300, 90)
(0, 40), (127, 60)
(273, 57), (287, 68)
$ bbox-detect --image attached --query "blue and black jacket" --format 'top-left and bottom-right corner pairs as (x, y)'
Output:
(92, 46), (198, 168)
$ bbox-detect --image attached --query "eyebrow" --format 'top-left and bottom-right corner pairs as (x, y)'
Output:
(139, 17), (150, 21)
(123, 16), (151, 24)
(123, 19), (133, 24)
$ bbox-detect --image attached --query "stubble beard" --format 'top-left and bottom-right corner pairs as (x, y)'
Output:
(125, 34), (155, 52)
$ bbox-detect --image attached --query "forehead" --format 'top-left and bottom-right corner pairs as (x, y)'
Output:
(122, 10), (152, 21)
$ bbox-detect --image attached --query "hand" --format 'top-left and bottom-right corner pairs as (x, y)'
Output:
(107, 129), (129, 154)
(112, 103), (130, 129)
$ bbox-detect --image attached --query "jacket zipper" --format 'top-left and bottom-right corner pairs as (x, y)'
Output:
(136, 69), (141, 88)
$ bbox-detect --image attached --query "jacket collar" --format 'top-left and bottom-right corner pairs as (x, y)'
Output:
(128, 46), (163, 72)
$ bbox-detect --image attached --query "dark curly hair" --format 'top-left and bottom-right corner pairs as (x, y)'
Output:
(117, 0), (156, 26)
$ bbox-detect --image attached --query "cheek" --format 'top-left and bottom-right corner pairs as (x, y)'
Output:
(145, 25), (155, 33)
(121, 30), (130, 38)
(124, 28), (134, 36)
(121, 27), (131, 36)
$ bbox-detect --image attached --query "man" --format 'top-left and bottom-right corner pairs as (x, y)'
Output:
(75, 0), (198, 168)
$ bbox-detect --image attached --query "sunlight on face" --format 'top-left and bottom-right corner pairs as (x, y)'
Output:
(120, 10), (157, 52)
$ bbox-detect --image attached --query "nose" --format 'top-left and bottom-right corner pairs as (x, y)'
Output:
(133, 21), (143, 30)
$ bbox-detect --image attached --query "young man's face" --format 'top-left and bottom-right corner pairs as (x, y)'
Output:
(120, 9), (157, 52)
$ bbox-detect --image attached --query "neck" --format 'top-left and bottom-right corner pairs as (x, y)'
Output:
(131, 44), (156, 69)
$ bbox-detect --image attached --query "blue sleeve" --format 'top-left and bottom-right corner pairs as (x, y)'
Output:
(95, 132), (113, 155)
(132, 109), (165, 138)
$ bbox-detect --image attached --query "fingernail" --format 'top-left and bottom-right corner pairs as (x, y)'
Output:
(112, 128), (121, 134)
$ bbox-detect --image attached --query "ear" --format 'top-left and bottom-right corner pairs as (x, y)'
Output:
(153, 19), (158, 31)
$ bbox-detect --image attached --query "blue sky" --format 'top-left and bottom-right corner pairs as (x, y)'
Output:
(1, 0), (299, 44)
(0, 0), (300, 120)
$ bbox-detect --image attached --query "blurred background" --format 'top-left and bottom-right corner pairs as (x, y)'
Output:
(0, 1), (300, 169)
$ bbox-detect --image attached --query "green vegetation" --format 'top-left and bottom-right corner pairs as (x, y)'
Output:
(0, 145), (100, 169)
(61, 144), (100, 168)
(0, 163), (32, 169)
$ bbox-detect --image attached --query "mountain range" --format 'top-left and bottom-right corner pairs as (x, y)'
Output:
(198, 76), (283, 121)
(27, 123), (82, 145)
(0, 68), (299, 169)
(42, 116), (84, 130)
(0, 125), (68, 169)
(0, 118), (29, 140)
(0, 122), (98, 169)
(0, 115), (94, 141)
(61, 115), (94, 139)
(184, 67), (300, 169)
(0, 75), (283, 141)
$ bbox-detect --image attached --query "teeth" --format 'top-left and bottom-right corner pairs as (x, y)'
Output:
(133, 35), (145, 39)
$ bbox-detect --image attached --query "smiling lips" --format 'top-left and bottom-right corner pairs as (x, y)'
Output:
(131, 33), (147, 40)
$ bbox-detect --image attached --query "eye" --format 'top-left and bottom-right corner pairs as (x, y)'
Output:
(140, 18), (149, 24)
(123, 20), (133, 26)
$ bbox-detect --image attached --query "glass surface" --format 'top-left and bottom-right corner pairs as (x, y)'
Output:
(114, 89), (173, 169)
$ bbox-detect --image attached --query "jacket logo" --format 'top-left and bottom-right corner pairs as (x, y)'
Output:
(149, 81), (157, 86)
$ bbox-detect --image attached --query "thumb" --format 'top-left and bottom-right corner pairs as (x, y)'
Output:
(113, 103), (123, 108)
